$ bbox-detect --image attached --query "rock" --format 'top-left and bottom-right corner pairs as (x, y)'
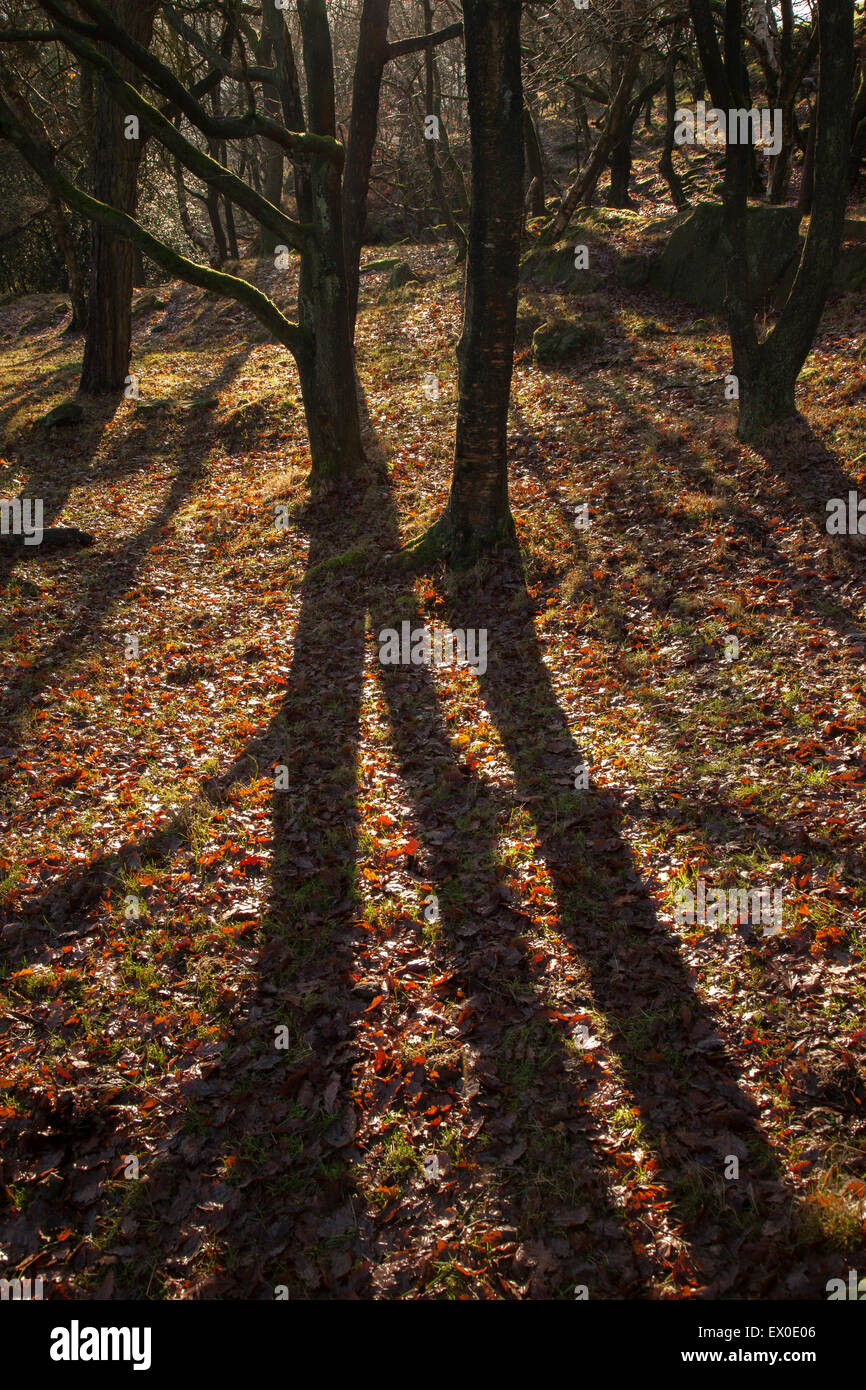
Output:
(41, 400), (84, 427)
(650, 201), (802, 310)
(0, 525), (94, 553)
(389, 260), (420, 289)
(520, 240), (598, 292)
(531, 317), (603, 363)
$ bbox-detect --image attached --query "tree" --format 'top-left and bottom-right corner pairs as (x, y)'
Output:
(545, 44), (641, 237)
(1, 0), (364, 479)
(341, 0), (463, 333)
(0, 50), (88, 328)
(342, 0), (391, 331)
(403, 0), (523, 568)
(658, 31), (689, 209)
(78, 0), (159, 393)
(689, 0), (854, 441)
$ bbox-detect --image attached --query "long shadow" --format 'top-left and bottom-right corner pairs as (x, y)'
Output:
(0, 476), (374, 1298)
(437, 566), (861, 1296)
(1, 439), (855, 1299)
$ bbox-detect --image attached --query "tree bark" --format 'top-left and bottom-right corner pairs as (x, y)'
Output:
(798, 100), (817, 212)
(412, 0), (523, 567)
(342, 0), (391, 330)
(659, 45), (688, 208)
(849, 25), (866, 185)
(79, 0), (158, 394)
(523, 102), (545, 216)
(296, 0), (364, 479)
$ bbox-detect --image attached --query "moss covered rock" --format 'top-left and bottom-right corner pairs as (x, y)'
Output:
(520, 241), (598, 293)
(650, 201), (802, 310)
(531, 317), (603, 363)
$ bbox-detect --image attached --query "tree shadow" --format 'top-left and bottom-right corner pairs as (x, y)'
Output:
(1, 425), (855, 1299)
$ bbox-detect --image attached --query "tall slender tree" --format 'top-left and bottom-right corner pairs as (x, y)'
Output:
(403, 0), (524, 567)
(78, 0), (159, 394)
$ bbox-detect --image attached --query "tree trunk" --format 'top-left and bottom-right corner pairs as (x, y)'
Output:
(740, 1), (852, 439)
(545, 46), (640, 241)
(342, 0), (391, 330)
(523, 103), (545, 217)
(223, 184), (239, 260)
(297, 0), (364, 480)
(417, 0), (523, 566)
(264, 3), (313, 225)
(659, 47), (688, 208)
(257, 29), (285, 258)
(174, 154), (215, 260)
(798, 101), (817, 212)
(768, 106), (795, 201)
(50, 195), (87, 331)
(79, 0), (158, 394)
(205, 181), (228, 264)
(422, 0), (467, 257)
(607, 115), (636, 207)
(849, 33), (866, 185)
(574, 90), (590, 169)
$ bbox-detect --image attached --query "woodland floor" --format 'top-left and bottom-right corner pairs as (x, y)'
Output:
(2, 160), (866, 1298)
